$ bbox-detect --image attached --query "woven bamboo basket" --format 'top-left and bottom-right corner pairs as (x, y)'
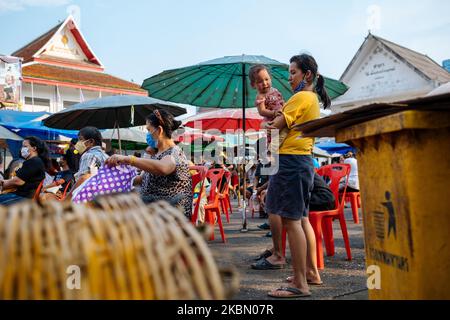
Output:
(0, 193), (238, 300)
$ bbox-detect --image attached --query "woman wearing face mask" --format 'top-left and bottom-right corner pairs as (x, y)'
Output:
(106, 109), (192, 219)
(70, 126), (109, 195)
(262, 54), (331, 298)
(0, 136), (49, 205)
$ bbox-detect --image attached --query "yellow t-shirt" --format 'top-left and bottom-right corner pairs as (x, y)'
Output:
(279, 91), (320, 155)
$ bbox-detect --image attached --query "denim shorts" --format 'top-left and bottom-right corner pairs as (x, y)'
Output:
(265, 155), (314, 220)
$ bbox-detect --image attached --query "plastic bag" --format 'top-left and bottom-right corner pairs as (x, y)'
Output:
(73, 165), (137, 204)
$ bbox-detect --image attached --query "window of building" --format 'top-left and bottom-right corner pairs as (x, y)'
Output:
(24, 97), (51, 107)
(63, 100), (78, 108)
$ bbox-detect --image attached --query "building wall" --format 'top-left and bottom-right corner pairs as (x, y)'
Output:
(21, 82), (115, 112)
(332, 38), (435, 112)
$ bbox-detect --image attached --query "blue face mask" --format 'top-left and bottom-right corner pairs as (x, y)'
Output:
(146, 132), (157, 149)
(294, 79), (307, 93)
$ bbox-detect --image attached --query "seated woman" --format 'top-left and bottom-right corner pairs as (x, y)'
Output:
(0, 136), (49, 205)
(106, 110), (192, 219)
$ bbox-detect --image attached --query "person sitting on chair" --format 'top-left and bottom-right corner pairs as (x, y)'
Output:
(40, 154), (74, 201)
(0, 136), (49, 205)
(340, 151), (359, 192)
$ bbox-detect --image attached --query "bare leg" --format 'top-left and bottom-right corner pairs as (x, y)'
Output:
(286, 218), (322, 284)
(302, 217), (322, 283)
(265, 213), (285, 265)
(269, 217), (309, 296)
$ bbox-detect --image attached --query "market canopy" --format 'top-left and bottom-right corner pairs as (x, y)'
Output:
(0, 125), (23, 141)
(0, 110), (77, 141)
(315, 140), (355, 155)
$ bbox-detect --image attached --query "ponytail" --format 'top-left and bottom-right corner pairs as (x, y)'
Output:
(290, 54), (331, 109)
(316, 74), (331, 109)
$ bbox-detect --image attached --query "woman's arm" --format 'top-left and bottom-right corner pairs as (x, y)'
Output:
(1, 176), (25, 189)
(267, 111), (287, 130)
(106, 155), (177, 176)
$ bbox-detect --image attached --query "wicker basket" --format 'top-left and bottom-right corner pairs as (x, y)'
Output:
(0, 193), (238, 300)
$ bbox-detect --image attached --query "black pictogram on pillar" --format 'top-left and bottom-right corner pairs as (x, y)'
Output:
(382, 191), (396, 239)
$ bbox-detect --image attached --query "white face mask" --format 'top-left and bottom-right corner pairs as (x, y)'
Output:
(21, 147), (30, 159)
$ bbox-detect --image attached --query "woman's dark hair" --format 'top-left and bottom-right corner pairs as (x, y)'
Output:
(78, 126), (103, 146)
(24, 136), (51, 169)
(290, 54), (331, 109)
(146, 109), (182, 139)
(249, 64), (270, 86)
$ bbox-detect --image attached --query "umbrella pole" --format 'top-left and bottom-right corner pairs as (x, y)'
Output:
(237, 130), (242, 208)
(241, 63), (248, 233)
(114, 110), (122, 154)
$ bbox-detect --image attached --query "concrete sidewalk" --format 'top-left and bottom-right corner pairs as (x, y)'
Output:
(209, 200), (368, 300)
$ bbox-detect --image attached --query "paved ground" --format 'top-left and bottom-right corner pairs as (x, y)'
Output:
(208, 200), (368, 300)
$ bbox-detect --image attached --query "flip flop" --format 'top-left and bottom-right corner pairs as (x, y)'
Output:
(251, 258), (285, 270)
(268, 287), (311, 299)
(257, 223), (270, 230)
(286, 276), (323, 286)
(253, 249), (272, 261)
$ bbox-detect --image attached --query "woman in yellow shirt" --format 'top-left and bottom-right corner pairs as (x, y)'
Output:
(264, 54), (331, 298)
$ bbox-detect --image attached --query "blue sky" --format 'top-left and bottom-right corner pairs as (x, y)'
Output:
(1, 0), (449, 86)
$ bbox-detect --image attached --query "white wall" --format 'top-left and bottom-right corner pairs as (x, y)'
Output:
(21, 82), (116, 113)
(332, 38), (435, 112)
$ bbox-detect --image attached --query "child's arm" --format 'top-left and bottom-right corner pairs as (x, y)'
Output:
(256, 95), (277, 119)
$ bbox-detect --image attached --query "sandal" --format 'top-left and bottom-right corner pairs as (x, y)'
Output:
(268, 287), (311, 299)
(253, 249), (272, 261)
(251, 258), (285, 270)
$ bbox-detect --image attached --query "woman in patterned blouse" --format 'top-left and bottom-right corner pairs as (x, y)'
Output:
(106, 109), (192, 218)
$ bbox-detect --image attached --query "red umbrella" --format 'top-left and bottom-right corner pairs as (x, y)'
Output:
(174, 131), (224, 143)
(183, 108), (263, 133)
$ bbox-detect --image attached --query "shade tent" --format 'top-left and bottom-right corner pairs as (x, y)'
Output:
(313, 146), (331, 158)
(0, 125), (23, 141)
(315, 140), (355, 155)
(0, 110), (49, 124)
(102, 128), (147, 143)
(0, 110), (78, 140)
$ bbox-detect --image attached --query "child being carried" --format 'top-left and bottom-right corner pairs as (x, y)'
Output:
(249, 65), (288, 154)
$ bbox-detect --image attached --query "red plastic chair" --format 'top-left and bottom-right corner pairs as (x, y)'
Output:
(282, 164), (352, 270)
(219, 171), (233, 223)
(33, 180), (44, 201)
(204, 168), (226, 243)
(58, 179), (74, 201)
(343, 192), (361, 224)
(189, 166), (208, 225)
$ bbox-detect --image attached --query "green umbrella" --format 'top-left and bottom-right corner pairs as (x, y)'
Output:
(142, 55), (349, 231)
(142, 55), (348, 108)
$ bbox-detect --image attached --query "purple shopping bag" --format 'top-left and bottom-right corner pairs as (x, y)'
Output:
(73, 165), (137, 204)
